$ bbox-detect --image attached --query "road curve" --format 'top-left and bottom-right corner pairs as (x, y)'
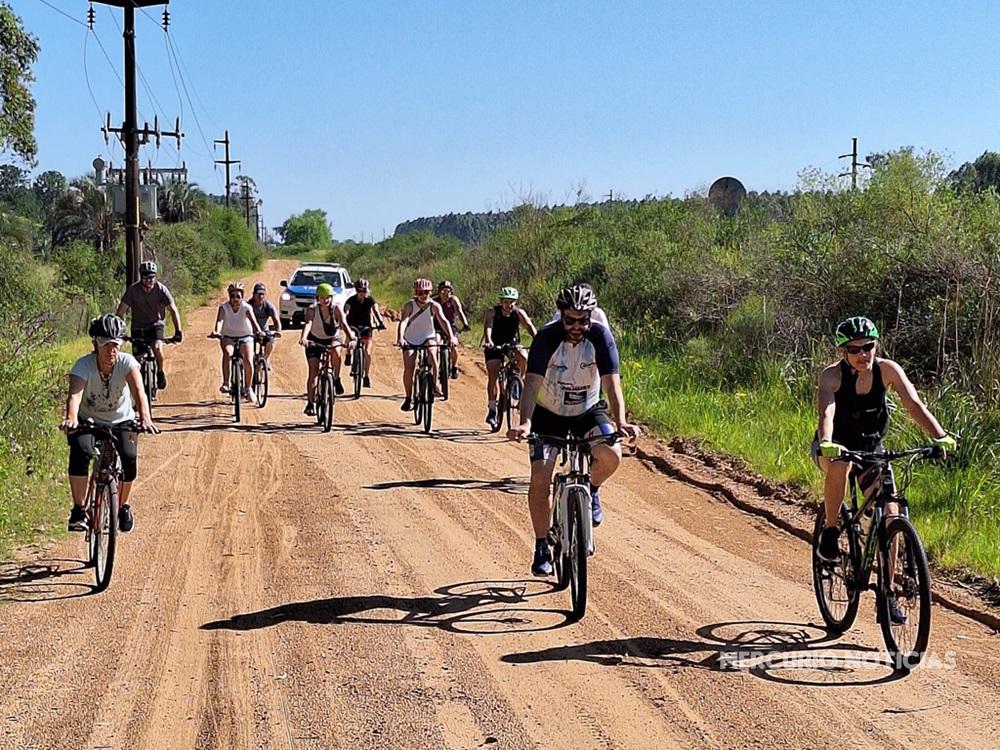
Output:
(1, 259), (997, 750)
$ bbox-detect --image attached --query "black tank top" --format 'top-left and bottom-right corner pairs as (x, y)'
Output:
(491, 305), (520, 345)
(832, 359), (889, 450)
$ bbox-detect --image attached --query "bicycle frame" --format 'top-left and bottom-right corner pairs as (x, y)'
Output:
(552, 442), (595, 556)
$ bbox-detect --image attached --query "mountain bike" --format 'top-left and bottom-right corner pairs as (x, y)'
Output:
(812, 445), (942, 671)
(125, 334), (177, 412)
(209, 333), (254, 423)
(313, 341), (347, 432)
(493, 343), (523, 434)
(251, 332), (280, 408)
(402, 342), (436, 433)
(530, 432), (618, 621)
(74, 420), (140, 592)
(436, 323), (466, 401)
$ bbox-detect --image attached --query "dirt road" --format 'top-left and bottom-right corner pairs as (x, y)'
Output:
(1, 260), (997, 750)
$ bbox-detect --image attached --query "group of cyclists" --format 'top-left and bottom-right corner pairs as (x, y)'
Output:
(60, 262), (956, 581)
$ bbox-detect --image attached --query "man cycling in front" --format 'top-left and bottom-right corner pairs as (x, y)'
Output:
(432, 280), (471, 379)
(814, 316), (955, 576)
(115, 260), (183, 390)
(343, 278), (386, 388)
(248, 282), (282, 367)
(483, 286), (537, 430)
(60, 314), (158, 533)
(507, 284), (639, 576)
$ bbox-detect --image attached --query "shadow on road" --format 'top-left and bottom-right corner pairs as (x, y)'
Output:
(332, 421), (505, 444)
(201, 578), (571, 635)
(363, 476), (528, 495)
(0, 557), (97, 602)
(501, 619), (908, 686)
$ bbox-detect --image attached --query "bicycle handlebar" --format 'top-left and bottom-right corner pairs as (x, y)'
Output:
(832, 446), (943, 464)
(526, 432), (619, 450)
(70, 418), (145, 437)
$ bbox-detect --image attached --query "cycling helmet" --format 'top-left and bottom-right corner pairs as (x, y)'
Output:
(253, 283), (266, 294)
(139, 261), (157, 277)
(227, 282), (245, 295)
(835, 316), (879, 346)
(438, 280), (453, 290)
(354, 279), (370, 291)
(316, 283), (334, 298)
(556, 284), (597, 312)
(413, 278), (433, 292)
(499, 286), (519, 300)
(88, 313), (126, 342)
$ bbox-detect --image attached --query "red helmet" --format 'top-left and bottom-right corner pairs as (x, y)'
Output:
(413, 278), (433, 292)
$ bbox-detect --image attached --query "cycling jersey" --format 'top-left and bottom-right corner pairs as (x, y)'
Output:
(490, 306), (521, 346)
(250, 299), (278, 330)
(120, 281), (174, 330)
(527, 321), (619, 417)
(833, 359), (889, 450)
(344, 294), (377, 328)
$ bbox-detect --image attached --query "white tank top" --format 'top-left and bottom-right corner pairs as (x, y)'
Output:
(220, 302), (253, 337)
(308, 303), (339, 341)
(403, 300), (437, 345)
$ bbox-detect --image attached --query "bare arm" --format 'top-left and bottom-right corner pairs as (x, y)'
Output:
(373, 303), (385, 328)
(517, 373), (544, 426)
(518, 308), (538, 338)
(299, 305), (314, 345)
(212, 306), (225, 335)
(816, 365), (839, 442)
(431, 302), (456, 344)
(396, 301), (413, 345)
(126, 366), (156, 430)
(167, 302), (182, 335)
(454, 297), (470, 328)
(336, 306), (355, 344)
(881, 359), (947, 438)
(483, 308), (495, 348)
(245, 306), (265, 336)
(600, 373), (628, 426)
(60, 375), (86, 431)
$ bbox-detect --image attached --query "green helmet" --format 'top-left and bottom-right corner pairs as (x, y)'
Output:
(499, 286), (519, 300)
(835, 316), (879, 346)
(316, 283), (334, 298)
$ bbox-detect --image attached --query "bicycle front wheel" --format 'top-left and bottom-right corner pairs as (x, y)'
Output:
(93, 481), (118, 592)
(567, 488), (589, 620)
(144, 358), (157, 408)
(353, 348), (365, 399)
(321, 375), (335, 432)
(422, 372), (434, 433)
(232, 359), (242, 422)
(811, 507), (861, 633)
(877, 516), (932, 671)
(254, 356), (269, 408)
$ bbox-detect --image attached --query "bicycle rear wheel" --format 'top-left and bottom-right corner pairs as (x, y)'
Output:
(320, 375), (335, 432)
(352, 348), (365, 399)
(85, 483), (98, 568)
(567, 488), (589, 620)
(877, 516), (932, 671)
(438, 347), (449, 401)
(422, 371), (434, 433)
(143, 358), (157, 408)
(254, 356), (269, 408)
(93, 481), (118, 592)
(811, 506), (861, 633)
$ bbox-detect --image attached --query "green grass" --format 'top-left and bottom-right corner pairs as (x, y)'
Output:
(620, 347), (1000, 581)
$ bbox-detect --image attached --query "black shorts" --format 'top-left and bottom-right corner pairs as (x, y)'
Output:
(68, 426), (139, 482)
(305, 332), (340, 360)
(131, 324), (164, 357)
(529, 401), (616, 462)
(485, 343), (521, 362)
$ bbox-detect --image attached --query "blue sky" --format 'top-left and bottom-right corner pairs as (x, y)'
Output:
(15, 0), (1000, 239)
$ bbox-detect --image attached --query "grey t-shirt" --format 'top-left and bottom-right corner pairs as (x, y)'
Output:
(120, 281), (175, 330)
(71, 352), (140, 426)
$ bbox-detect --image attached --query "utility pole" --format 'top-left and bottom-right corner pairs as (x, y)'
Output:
(92, 0), (174, 289)
(241, 178), (253, 229)
(214, 130), (240, 208)
(839, 137), (873, 190)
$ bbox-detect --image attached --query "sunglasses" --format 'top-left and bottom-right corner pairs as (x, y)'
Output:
(563, 314), (591, 328)
(416, 290), (431, 296)
(229, 294), (242, 300)
(843, 341), (876, 355)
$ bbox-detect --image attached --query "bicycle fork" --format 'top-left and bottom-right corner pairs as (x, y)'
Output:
(559, 480), (595, 556)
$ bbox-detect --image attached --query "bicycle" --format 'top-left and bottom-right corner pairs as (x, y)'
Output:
(209, 333), (255, 422)
(530, 432), (618, 621)
(313, 341), (348, 432)
(74, 420), (140, 592)
(251, 332), (280, 408)
(811, 445), (942, 671)
(349, 325), (383, 399)
(125, 334), (177, 411)
(401, 342), (436, 433)
(492, 343), (524, 434)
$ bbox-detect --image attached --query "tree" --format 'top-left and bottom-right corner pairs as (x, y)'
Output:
(158, 179), (209, 223)
(49, 176), (117, 252)
(949, 151), (1000, 193)
(0, 3), (40, 164)
(277, 208), (333, 249)
(32, 169), (66, 214)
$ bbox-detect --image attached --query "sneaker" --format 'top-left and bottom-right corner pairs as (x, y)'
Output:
(68, 504), (87, 532)
(485, 408), (498, 429)
(242, 390), (253, 402)
(118, 503), (134, 533)
(304, 401), (315, 416)
(157, 371), (167, 390)
(345, 353), (353, 366)
(817, 526), (841, 562)
(334, 378), (345, 396)
(591, 489), (604, 527)
(363, 376), (371, 388)
(264, 361), (272, 372)
(531, 540), (553, 577)
(887, 594), (908, 625)
(219, 383), (230, 394)
(511, 379), (522, 402)
(450, 367), (459, 380)
(400, 398), (412, 412)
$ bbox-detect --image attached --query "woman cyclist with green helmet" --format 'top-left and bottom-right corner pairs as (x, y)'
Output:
(483, 286), (537, 429)
(298, 283), (353, 416)
(814, 315), (956, 567)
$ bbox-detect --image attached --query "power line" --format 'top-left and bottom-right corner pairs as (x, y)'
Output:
(35, 0), (87, 27)
(164, 28), (221, 134)
(163, 32), (214, 159)
(84, 30), (120, 161)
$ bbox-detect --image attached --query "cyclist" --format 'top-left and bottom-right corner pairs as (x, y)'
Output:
(343, 278), (386, 388)
(432, 280), (471, 379)
(249, 282), (282, 366)
(546, 283), (610, 329)
(483, 286), (537, 429)
(299, 282), (354, 416)
(115, 260), (183, 390)
(60, 314), (157, 533)
(507, 284), (639, 576)
(396, 277), (456, 411)
(814, 316), (956, 567)
(212, 283), (267, 401)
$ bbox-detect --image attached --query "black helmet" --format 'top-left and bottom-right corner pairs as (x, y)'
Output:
(354, 278), (370, 291)
(835, 316), (879, 346)
(253, 282), (266, 294)
(88, 313), (126, 342)
(438, 280), (453, 290)
(556, 284), (597, 312)
(139, 261), (157, 277)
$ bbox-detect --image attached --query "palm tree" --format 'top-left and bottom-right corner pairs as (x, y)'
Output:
(158, 179), (209, 223)
(49, 176), (117, 251)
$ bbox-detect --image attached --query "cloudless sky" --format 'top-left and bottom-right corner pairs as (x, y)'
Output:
(15, 0), (1000, 239)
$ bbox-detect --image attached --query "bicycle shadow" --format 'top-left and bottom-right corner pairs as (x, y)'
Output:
(363, 476), (529, 496)
(501, 620), (907, 686)
(161, 420), (320, 435)
(201, 578), (570, 635)
(331, 421), (505, 444)
(0, 557), (96, 602)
